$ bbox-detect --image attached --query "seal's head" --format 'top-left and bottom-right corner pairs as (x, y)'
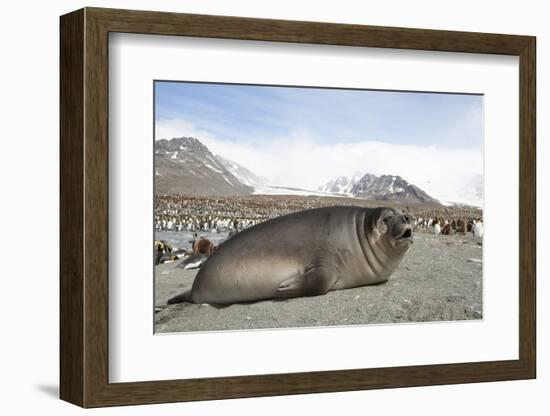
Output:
(373, 207), (414, 250)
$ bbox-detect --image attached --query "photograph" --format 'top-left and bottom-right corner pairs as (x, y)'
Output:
(153, 81), (484, 333)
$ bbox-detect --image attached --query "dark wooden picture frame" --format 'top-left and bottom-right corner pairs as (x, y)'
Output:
(60, 7), (536, 408)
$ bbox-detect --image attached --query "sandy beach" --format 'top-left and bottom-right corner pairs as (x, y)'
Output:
(154, 231), (483, 333)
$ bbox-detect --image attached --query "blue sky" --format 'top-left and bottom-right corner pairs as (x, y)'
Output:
(155, 81), (483, 149)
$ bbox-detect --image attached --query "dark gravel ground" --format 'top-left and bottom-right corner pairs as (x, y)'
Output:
(154, 231), (483, 333)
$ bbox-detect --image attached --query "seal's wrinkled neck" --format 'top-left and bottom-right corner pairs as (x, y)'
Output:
(365, 207), (390, 238)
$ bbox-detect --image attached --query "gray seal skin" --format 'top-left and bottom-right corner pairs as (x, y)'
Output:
(168, 206), (413, 305)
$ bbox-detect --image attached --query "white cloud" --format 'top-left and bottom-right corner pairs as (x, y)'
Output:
(156, 118), (483, 206)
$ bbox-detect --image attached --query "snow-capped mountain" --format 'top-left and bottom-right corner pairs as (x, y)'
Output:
(155, 137), (253, 196)
(317, 172), (363, 195)
(216, 155), (267, 189)
(155, 137), (443, 204)
(319, 173), (439, 204)
(350, 174), (438, 203)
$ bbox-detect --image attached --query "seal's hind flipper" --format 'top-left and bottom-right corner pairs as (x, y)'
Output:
(167, 290), (193, 304)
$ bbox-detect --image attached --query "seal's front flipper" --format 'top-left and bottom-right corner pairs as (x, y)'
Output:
(276, 275), (305, 298)
(276, 264), (337, 299)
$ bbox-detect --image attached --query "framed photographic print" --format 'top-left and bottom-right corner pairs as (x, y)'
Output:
(60, 7), (536, 408)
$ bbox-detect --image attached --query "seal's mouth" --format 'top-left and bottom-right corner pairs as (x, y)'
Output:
(393, 225), (413, 244)
(398, 228), (412, 239)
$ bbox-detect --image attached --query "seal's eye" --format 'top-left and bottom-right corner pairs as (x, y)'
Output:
(383, 215), (393, 224)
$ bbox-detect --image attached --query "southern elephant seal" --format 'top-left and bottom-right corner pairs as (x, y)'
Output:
(168, 206), (413, 305)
